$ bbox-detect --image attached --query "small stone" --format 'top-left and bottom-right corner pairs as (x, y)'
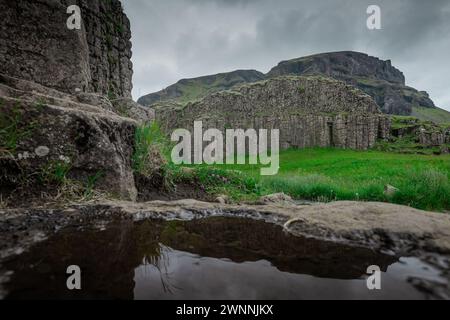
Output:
(59, 155), (71, 164)
(35, 146), (50, 157)
(440, 145), (449, 154)
(216, 195), (228, 205)
(259, 193), (293, 204)
(384, 185), (400, 197)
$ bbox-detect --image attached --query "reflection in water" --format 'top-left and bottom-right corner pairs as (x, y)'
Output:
(2, 217), (446, 300)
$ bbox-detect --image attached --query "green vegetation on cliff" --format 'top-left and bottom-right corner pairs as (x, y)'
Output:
(137, 70), (265, 106)
(411, 106), (450, 125)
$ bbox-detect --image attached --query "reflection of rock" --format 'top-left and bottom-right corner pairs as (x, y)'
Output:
(2, 217), (396, 299)
(3, 221), (142, 300)
(159, 217), (397, 280)
(2, 201), (450, 299)
(2, 200), (450, 264)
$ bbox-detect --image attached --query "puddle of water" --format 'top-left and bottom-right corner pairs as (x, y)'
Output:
(1, 217), (447, 300)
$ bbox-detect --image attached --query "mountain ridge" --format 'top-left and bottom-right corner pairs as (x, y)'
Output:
(138, 51), (450, 123)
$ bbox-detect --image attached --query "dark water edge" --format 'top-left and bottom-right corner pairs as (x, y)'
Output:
(1, 217), (448, 300)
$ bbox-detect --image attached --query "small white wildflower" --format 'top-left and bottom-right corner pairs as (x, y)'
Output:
(22, 152), (31, 159)
(59, 155), (71, 164)
(35, 146), (50, 158)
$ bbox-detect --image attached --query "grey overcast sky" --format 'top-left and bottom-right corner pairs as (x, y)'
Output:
(122, 0), (450, 111)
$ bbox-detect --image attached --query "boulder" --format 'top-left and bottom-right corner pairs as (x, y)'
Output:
(259, 193), (294, 204)
(0, 77), (138, 201)
(111, 98), (155, 123)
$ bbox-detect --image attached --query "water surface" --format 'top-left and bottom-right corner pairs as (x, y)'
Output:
(2, 217), (446, 300)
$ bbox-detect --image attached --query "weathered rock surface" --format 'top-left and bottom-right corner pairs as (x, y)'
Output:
(268, 51), (406, 84)
(0, 0), (142, 201)
(0, 0), (133, 98)
(155, 76), (390, 150)
(0, 75), (138, 201)
(391, 116), (450, 147)
(110, 98), (155, 123)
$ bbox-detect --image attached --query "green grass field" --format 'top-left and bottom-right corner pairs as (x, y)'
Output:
(190, 148), (450, 212)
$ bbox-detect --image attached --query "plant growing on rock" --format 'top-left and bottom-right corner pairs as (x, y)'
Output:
(0, 101), (36, 155)
(132, 122), (174, 190)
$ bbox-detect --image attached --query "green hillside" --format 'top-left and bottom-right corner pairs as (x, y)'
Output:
(137, 70), (265, 106)
(412, 106), (450, 125)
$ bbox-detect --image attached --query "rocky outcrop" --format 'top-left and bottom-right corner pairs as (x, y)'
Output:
(110, 98), (155, 123)
(138, 70), (265, 106)
(0, 74), (138, 201)
(0, 0), (133, 98)
(268, 51), (406, 85)
(155, 76), (390, 150)
(391, 117), (450, 147)
(0, 0), (143, 201)
(267, 51), (436, 116)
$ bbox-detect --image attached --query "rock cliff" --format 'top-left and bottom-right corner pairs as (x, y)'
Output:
(0, 0), (133, 98)
(155, 76), (390, 150)
(0, 0), (147, 201)
(267, 52), (436, 116)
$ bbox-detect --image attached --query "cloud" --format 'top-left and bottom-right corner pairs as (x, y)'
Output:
(122, 0), (450, 110)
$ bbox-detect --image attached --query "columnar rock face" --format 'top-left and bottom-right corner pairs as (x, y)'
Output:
(155, 76), (391, 150)
(0, 0), (133, 98)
